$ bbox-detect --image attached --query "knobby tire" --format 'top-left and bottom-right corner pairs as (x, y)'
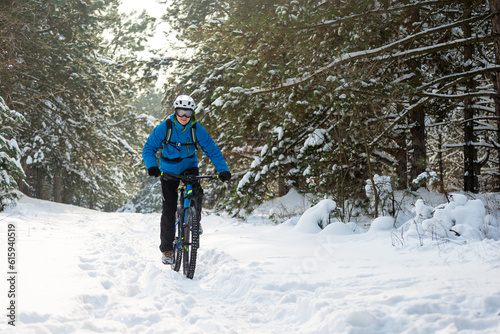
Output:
(183, 206), (199, 279)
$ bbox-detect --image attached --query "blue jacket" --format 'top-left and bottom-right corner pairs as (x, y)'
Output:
(142, 114), (230, 175)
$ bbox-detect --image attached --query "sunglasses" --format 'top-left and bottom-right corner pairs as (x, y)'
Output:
(175, 108), (194, 118)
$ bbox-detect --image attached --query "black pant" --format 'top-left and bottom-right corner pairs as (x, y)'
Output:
(159, 167), (203, 252)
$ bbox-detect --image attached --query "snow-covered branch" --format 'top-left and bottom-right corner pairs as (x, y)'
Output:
(252, 33), (491, 95)
(421, 90), (499, 99)
(444, 142), (497, 149)
(297, 0), (473, 31)
(417, 66), (500, 91)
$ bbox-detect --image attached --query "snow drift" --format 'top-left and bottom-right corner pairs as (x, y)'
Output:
(0, 192), (499, 333)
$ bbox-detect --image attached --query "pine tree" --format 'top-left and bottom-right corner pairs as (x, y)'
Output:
(1, 0), (157, 210)
(0, 97), (25, 210)
(159, 0), (499, 217)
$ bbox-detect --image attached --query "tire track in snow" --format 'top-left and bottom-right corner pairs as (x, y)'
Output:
(73, 213), (261, 332)
(75, 213), (165, 331)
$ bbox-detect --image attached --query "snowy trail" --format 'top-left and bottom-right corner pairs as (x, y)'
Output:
(1, 196), (500, 333)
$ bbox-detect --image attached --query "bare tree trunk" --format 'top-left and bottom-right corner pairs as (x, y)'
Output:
(409, 106), (426, 189)
(490, 0), (500, 191)
(438, 131), (446, 194)
(34, 169), (50, 200)
(463, 0), (479, 192)
(395, 130), (408, 189)
(63, 184), (73, 204)
(408, 9), (426, 190)
(53, 167), (63, 203)
(354, 107), (378, 217)
(463, 104), (478, 192)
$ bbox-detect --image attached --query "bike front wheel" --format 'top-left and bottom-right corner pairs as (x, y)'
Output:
(183, 206), (200, 279)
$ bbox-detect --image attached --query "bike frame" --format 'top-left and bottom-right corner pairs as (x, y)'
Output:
(177, 183), (193, 253)
(162, 173), (218, 278)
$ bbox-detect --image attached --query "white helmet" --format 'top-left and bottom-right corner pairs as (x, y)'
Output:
(173, 95), (196, 110)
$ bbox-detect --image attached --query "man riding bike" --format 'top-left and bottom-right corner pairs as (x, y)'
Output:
(142, 94), (231, 264)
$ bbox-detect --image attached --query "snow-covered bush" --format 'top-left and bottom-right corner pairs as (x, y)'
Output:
(370, 216), (395, 230)
(411, 171), (439, 189)
(399, 193), (500, 242)
(321, 221), (360, 235)
(294, 199), (337, 233)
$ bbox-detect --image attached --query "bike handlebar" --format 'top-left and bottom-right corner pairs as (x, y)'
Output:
(161, 173), (219, 182)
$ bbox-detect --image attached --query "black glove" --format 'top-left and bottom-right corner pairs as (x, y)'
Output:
(148, 166), (161, 177)
(219, 171), (231, 182)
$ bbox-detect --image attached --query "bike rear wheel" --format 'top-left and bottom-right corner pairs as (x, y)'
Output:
(183, 206), (199, 279)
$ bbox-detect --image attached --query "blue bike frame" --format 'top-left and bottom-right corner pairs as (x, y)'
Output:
(163, 173), (219, 278)
(173, 183), (194, 255)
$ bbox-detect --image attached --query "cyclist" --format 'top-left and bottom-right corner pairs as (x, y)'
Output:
(142, 94), (231, 265)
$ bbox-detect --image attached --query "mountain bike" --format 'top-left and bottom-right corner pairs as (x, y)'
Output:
(162, 173), (219, 279)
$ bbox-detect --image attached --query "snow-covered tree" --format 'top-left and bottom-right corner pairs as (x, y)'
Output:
(0, 0), (157, 210)
(0, 97), (25, 211)
(158, 0), (499, 218)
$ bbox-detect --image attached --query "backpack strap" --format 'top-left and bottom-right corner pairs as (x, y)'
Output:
(190, 123), (198, 151)
(164, 118), (173, 146)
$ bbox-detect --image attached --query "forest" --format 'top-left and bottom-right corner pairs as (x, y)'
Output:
(1, 0), (500, 220)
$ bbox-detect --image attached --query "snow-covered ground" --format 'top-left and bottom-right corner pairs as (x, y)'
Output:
(1, 192), (500, 333)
